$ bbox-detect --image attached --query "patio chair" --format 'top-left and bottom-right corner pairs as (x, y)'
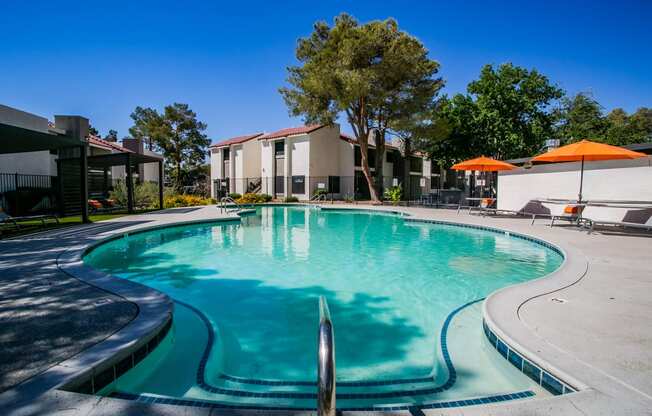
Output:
(550, 204), (586, 227)
(99, 198), (124, 212)
(470, 198), (496, 215)
(586, 208), (652, 234)
(88, 199), (105, 213)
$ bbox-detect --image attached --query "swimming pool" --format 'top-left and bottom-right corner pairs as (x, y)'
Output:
(84, 206), (563, 409)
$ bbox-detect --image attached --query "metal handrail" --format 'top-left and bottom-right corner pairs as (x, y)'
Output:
(311, 193), (327, 202)
(317, 296), (335, 416)
(219, 196), (242, 213)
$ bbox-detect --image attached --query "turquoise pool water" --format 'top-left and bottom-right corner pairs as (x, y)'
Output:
(84, 206), (563, 408)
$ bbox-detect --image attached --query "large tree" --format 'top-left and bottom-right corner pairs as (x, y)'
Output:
(557, 92), (652, 145)
(466, 63), (563, 159)
(129, 103), (209, 189)
(280, 13), (442, 201)
(557, 92), (609, 143)
(605, 107), (652, 145)
(416, 64), (563, 163)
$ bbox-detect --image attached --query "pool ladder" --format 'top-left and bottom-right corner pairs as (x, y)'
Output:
(318, 296), (336, 416)
(219, 196), (242, 213)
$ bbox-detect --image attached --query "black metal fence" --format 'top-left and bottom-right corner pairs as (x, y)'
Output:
(0, 172), (59, 216)
(212, 175), (467, 202)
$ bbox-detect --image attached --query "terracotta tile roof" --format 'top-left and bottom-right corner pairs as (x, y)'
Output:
(258, 125), (324, 140)
(210, 133), (264, 148)
(87, 135), (133, 153)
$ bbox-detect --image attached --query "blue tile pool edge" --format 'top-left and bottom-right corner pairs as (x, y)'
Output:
(109, 389), (536, 411)
(482, 319), (577, 396)
(63, 315), (173, 395)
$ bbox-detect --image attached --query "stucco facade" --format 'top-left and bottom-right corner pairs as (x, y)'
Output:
(210, 124), (434, 200)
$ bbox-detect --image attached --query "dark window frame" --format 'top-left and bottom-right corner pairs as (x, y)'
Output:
(292, 175), (305, 194)
(274, 140), (285, 157)
(328, 176), (340, 193)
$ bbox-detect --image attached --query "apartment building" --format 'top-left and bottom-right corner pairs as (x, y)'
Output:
(209, 123), (437, 200)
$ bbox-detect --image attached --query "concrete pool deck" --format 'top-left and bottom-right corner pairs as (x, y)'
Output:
(0, 204), (650, 415)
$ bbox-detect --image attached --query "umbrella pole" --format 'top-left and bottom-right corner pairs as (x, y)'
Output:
(578, 156), (584, 203)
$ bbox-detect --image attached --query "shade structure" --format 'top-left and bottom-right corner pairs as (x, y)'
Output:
(531, 139), (647, 202)
(452, 156), (516, 198)
(451, 156), (517, 172)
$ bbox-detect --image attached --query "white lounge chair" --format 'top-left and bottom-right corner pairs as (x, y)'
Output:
(587, 210), (652, 234)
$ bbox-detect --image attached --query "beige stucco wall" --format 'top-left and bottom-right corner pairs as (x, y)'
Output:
(242, 139), (261, 179)
(307, 125), (341, 178)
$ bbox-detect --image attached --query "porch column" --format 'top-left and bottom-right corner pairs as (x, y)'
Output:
(126, 153), (134, 214)
(158, 160), (164, 210)
(80, 144), (89, 223)
(284, 138), (292, 197)
(229, 145), (236, 194)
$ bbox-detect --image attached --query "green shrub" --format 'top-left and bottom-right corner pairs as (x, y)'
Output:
(164, 194), (211, 208)
(109, 180), (170, 209)
(313, 189), (328, 197)
(235, 193), (274, 204)
(383, 185), (402, 206)
(228, 193), (242, 200)
(134, 181), (160, 208)
(284, 196), (299, 203)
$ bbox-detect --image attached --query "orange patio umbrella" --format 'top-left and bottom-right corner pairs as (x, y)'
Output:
(531, 139), (647, 202)
(452, 156), (517, 197)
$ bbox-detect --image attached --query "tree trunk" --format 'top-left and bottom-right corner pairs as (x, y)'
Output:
(346, 101), (380, 202)
(402, 138), (412, 201)
(373, 130), (385, 201)
(358, 139), (380, 202)
(176, 159), (182, 191)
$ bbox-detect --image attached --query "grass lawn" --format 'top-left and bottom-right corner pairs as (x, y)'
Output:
(0, 210), (153, 240)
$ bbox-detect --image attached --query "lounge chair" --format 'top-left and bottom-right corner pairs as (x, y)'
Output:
(479, 200), (553, 225)
(550, 204), (586, 227)
(0, 207), (59, 231)
(470, 198), (496, 215)
(586, 209), (652, 234)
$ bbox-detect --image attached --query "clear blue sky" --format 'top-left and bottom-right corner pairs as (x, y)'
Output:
(1, 1), (650, 144)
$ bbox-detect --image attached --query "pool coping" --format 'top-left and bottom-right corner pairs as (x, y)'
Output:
(0, 204), (646, 415)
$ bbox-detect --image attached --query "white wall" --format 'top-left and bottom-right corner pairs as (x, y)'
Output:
(260, 141), (273, 194)
(498, 157), (652, 221)
(290, 136), (310, 199)
(233, 145), (244, 194)
(0, 151), (56, 175)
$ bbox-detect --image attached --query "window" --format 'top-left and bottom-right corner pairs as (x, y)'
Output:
(409, 156), (423, 173)
(328, 176), (340, 193)
(275, 141), (285, 157)
(292, 175), (305, 194)
(223, 148), (230, 161)
(431, 175), (439, 189)
(354, 146), (376, 167)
